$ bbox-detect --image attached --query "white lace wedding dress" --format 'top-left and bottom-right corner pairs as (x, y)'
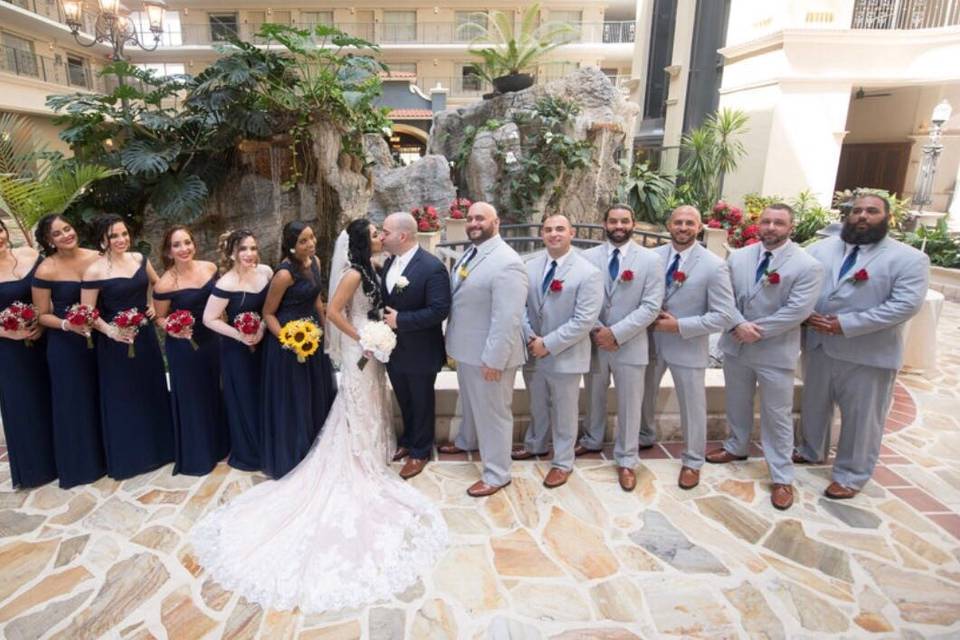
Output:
(192, 283), (448, 613)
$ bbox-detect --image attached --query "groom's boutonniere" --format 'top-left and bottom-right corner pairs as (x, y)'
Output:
(848, 268), (869, 284)
(457, 265), (469, 280)
(620, 270), (635, 283)
(549, 279), (564, 293)
(394, 276), (410, 293)
(672, 271), (686, 287)
(763, 270), (781, 286)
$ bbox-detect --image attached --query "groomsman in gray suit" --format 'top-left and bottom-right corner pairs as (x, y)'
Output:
(707, 204), (824, 510)
(513, 214), (604, 488)
(579, 204), (664, 491)
(797, 193), (929, 499)
(445, 202), (529, 497)
(639, 205), (736, 489)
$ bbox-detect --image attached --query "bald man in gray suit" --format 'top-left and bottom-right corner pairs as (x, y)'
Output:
(445, 202), (529, 497)
(707, 204), (824, 511)
(797, 193), (929, 499)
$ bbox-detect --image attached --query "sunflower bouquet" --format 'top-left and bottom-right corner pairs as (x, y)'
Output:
(278, 318), (323, 364)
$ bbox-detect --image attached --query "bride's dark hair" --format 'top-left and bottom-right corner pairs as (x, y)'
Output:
(346, 218), (384, 320)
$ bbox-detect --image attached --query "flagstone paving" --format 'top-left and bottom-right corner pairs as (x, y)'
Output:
(2, 301), (960, 639)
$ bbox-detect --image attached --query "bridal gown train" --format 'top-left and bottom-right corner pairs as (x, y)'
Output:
(192, 284), (448, 612)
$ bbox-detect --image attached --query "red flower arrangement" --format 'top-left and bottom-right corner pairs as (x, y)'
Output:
(621, 270), (635, 282)
(706, 201), (759, 248)
(165, 309), (199, 351)
(233, 311), (262, 353)
(449, 198), (472, 220)
(66, 303), (99, 349)
(411, 205), (441, 232)
(850, 268), (869, 283)
(0, 301), (39, 346)
(549, 279), (564, 293)
(112, 308), (147, 358)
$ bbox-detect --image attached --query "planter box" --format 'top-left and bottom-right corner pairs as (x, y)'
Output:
(444, 217), (468, 244)
(703, 227), (729, 259)
(417, 231), (441, 254)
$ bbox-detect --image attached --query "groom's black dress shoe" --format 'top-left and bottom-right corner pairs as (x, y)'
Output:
(392, 447), (410, 462)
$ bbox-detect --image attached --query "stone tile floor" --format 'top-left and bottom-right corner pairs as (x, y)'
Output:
(1, 303), (960, 639)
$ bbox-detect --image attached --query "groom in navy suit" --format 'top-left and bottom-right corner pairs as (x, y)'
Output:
(380, 212), (452, 479)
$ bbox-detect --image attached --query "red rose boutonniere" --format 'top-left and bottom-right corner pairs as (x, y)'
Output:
(620, 270), (634, 282)
(549, 279), (564, 293)
(672, 271), (687, 287)
(764, 270), (781, 286)
(850, 268), (869, 284)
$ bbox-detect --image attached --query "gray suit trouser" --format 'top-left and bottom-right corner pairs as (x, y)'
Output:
(798, 346), (896, 490)
(640, 358), (707, 469)
(521, 368), (581, 471)
(582, 350), (646, 468)
(722, 354), (795, 485)
(456, 363), (517, 486)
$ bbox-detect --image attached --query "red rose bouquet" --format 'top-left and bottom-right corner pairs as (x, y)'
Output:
(66, 303), (100, 349)
(112, 307), (147, 358)
(449, 198), (472, 220)
(0, 301), (39, 346)
(165, 309), (199, 351)
(233, 311), (262, 353)
(411, 205), (441, 232)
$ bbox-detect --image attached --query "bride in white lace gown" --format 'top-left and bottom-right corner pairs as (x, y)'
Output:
(192, 220), (448, 613)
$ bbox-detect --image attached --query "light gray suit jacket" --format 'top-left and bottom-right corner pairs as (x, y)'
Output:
(804, 235), (929, 370)
(583, 242), (664, 368)
(718, 240), (824, 368)
(445, 235), (529, 370)
(652, 243), (737, 368)
(522, 250), (604, 374)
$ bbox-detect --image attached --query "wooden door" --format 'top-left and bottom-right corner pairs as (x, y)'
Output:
(834, 141), (913, 197)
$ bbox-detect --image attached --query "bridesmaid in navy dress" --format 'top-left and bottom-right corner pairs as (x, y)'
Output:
(81, 215), (174, 479)
(202, 230), (270, 471)
(154, 225), (228, 475)
(31, 214), (106, 487)
(261, 221), (337, 479)
(0, 219), (57, 488)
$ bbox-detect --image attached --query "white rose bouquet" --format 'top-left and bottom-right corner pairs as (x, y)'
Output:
(357, 320), (397, 370)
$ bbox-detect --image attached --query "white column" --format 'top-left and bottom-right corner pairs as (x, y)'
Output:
(660, 0), (697, 173)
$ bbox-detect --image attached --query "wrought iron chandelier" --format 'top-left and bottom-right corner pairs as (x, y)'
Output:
(58, 0), (166, 60)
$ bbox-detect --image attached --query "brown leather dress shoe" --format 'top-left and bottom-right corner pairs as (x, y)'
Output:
(392, 447), (410, 462)
(678, 466), (700, 490)
(617, 467), (637, 492)
(399, 458), (427, 480)
(791, 450), (818, 465)
(438, 443), (467, 455)
(511, 446), (544, 461)
(705, 448), (748, 464)
(543, 467), (572, 488)
(574, 444), (602, 457)
(824, 481), (859, 500)
(771, 483), (794, 510)
(467, 480), (511, 497)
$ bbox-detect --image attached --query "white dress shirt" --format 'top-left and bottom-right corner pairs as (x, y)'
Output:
(386, 245), (418, 293)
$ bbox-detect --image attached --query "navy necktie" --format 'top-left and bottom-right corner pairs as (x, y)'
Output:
(755, 251), (773, 283)
(459, 247), (477, 270)
(838, 245), (860, 282)
(608, 248), (620, 282)
(541, 260), (557, 295)
(665, 253), (681, 287)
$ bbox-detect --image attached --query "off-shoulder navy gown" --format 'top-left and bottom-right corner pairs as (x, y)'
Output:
(32, 274), (106, 488)
(212, 283), (267, 471)
(154, 275), (229, 475)
(260, 258), (336, 479)
(82, 257), (173, 479)
(0, 259), (57, 488)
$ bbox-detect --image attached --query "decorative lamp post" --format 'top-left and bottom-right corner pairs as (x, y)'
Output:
(59, 0), (166, 60)
(913, 99), (953, 214)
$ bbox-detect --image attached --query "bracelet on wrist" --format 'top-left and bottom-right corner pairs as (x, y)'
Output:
(60, 318), (68, 331)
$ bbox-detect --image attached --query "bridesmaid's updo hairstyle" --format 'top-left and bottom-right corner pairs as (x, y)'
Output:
(93, 214), (127, 254)
(280, 221), (313, 278)
(218, 229), (256, 273)
(160, 225), (194, 270)
(346, 218), (384, 320)
(34, 214), (67, 256)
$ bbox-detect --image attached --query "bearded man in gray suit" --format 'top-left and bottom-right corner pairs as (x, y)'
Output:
(639, 205), (736, 490)
(512, 214), (603, 488)
(706, 204), (824, 511)
(578, 203), (664, 492)
(797, 193), (929, 499)
(444, 202), (529, 497)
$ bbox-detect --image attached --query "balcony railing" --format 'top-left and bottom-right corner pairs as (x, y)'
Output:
(2, 0), (102, 34)
(851, 0), (960, 29)
(417, 74), (632, 98)
(172, 20), (637, 46)
(0, 43), (104, 91)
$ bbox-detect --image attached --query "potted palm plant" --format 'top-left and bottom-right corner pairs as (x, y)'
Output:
(460, 4), (573, 96)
